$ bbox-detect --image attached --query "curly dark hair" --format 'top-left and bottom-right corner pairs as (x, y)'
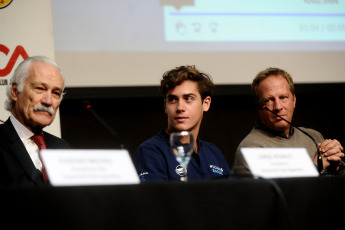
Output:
(160, 65), (214, 100)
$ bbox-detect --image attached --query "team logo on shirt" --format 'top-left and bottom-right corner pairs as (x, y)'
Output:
(175, 165), (187, 177)
(139, 172), (148, 181)
(210, 165), (224, 175)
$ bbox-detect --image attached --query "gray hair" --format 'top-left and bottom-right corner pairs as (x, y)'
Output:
(5, 56), (65, 111)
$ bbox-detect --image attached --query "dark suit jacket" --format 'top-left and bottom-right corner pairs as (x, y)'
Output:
(0, 118), (70, 186)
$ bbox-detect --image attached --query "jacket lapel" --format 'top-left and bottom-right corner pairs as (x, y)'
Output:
(4, 119), (44, 184)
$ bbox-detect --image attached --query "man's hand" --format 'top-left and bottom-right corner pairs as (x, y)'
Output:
(316, 139), (344, 170)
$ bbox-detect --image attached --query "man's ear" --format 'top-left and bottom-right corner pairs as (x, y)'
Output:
(11, 83), (19, 102)
(293, 94), (296, 109)
(203, 96), (211, 112)
(164, 99), (167, 114)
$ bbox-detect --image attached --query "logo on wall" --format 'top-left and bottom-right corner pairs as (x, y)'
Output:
(0, 44), (29, 77)
(0, 0), (13, 9)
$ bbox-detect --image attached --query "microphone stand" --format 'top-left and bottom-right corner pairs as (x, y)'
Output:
(83, 100), (124, 149)
(257, 101), (323, 173)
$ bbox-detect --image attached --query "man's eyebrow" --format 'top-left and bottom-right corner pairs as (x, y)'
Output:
(183, 93), (196, 97)
(53, 86), (63, 91)
(31, 81), (63, 91)
(167, 93), (196, 97)
(31, 81), (46, 86)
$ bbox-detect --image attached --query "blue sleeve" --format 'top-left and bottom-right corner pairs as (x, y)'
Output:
(133, 142), (169, 182)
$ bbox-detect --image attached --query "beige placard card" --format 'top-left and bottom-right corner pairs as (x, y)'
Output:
(41, 149), (140, 186)
(241, 147), (319, 178)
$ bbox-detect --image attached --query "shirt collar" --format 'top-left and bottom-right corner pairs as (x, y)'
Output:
(254, 120), (294, 139)
(10, 114), (34, 141)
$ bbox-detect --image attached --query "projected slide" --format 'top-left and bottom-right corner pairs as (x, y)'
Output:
(51, 0), (345, 86)
(163, 0), (345, 42)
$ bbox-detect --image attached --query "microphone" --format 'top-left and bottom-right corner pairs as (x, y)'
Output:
(82, 100), (124, 149)
(256, 100), (324, 173)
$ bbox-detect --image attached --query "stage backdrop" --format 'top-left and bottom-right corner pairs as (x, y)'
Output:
(0, 0), (61, 137)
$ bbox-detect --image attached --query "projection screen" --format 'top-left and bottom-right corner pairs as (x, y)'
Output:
(51, 0), (345, 87)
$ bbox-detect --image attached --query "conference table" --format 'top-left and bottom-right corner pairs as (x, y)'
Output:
(1, 176), (344, 230)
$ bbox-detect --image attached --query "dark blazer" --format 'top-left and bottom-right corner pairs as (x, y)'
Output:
(0, 118), (70, 186)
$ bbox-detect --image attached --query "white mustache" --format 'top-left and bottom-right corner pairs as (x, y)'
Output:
(33, 105), (54, 115)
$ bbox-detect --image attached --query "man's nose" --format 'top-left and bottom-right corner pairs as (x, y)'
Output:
(176, 101), (185, 112)
(273, 99), (283, 111)
(41, 92), (53, 105)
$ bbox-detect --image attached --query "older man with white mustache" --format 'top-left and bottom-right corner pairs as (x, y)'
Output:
(0, 56), (70, 186)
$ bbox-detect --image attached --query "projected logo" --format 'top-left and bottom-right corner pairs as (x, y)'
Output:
(0, 0), (13, 9)
(0, 44), (29, 77)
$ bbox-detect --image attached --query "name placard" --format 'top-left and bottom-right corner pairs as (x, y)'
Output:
(40, 149), (140, 186)
(240, 147), (319, 178)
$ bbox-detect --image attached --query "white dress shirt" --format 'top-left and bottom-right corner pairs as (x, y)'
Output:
(10, 115), (43, 171)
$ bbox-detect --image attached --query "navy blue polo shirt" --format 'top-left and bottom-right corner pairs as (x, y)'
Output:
(134, 130), (232, 182)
